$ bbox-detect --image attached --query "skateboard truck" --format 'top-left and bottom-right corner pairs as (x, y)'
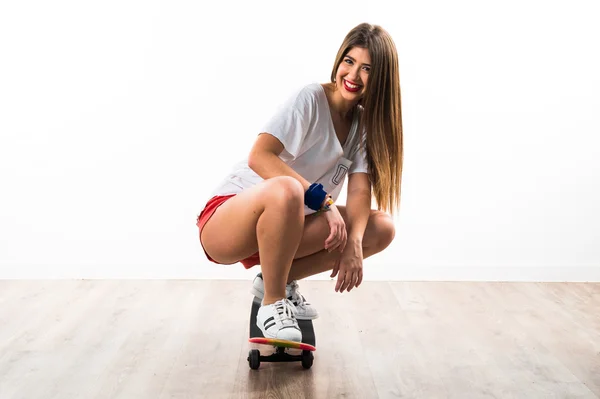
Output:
(248, 345), (314, 370)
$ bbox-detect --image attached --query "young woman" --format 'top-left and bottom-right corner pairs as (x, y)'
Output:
(197, 22), (403, 342)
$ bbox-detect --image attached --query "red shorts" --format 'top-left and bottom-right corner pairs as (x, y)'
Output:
(196, 194), (261, 269)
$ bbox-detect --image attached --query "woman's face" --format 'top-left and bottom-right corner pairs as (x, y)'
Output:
(335, 46), (371, 101)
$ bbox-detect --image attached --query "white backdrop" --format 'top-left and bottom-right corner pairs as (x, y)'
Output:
(1, 0), (599, 281)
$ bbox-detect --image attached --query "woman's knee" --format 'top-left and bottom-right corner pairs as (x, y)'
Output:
(263, 176), (305, 209)
(368, 211), (396, 251)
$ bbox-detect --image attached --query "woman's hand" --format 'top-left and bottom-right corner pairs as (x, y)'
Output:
(330, 238), (364, 292)
(323, 205), (347, 253)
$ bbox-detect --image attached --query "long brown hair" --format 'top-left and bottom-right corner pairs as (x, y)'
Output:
(331, 23), (403, 215)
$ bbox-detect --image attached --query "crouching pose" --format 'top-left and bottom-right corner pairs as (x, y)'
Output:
(197, 22), (404, 343)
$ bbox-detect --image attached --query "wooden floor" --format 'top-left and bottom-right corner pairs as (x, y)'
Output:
(0, 280), (598, 399)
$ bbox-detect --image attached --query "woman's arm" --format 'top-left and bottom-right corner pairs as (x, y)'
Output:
(248, 133), (312, 191)
(331, 171), (371, 292)
(345, 172), (372, 243)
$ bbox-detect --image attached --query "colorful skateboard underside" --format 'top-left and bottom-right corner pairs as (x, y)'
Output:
(249, 337), (316, 351)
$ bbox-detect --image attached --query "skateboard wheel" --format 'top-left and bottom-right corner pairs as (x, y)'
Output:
(248, 349), (260, 370)
(301, 350), (313, 369)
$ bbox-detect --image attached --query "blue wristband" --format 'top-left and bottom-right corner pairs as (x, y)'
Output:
(305, 183), (327, 211)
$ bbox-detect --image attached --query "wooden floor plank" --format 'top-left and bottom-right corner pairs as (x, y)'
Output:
(159, 280), (248, 399)
(489, 282), (600, 397)
(415, 281), (595, 398)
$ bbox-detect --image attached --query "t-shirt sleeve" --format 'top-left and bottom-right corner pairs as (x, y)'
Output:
(349, 131), (369, 174)
(260, 88), (314, 160)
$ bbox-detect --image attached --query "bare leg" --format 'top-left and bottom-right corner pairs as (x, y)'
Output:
(256, 191), (304, 305)
(287, 206), (396, 282)
(200, 176), (306, 305)
(286, 243), (383, 282)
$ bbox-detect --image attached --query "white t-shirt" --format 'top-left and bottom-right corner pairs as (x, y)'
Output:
(203, 83), (369, 215)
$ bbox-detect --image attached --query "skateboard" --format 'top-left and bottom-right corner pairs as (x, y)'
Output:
(247, 295), (317, 370)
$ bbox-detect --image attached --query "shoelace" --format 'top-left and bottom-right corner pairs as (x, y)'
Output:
(274, 298), (297, 325)
(288, 280), (310, 308)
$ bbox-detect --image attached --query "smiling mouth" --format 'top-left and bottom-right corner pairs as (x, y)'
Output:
(343, 79), (361, 92)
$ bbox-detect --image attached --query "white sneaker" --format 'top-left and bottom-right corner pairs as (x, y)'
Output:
(251, 273), (319, 320)
(256, 298), (302, 342)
